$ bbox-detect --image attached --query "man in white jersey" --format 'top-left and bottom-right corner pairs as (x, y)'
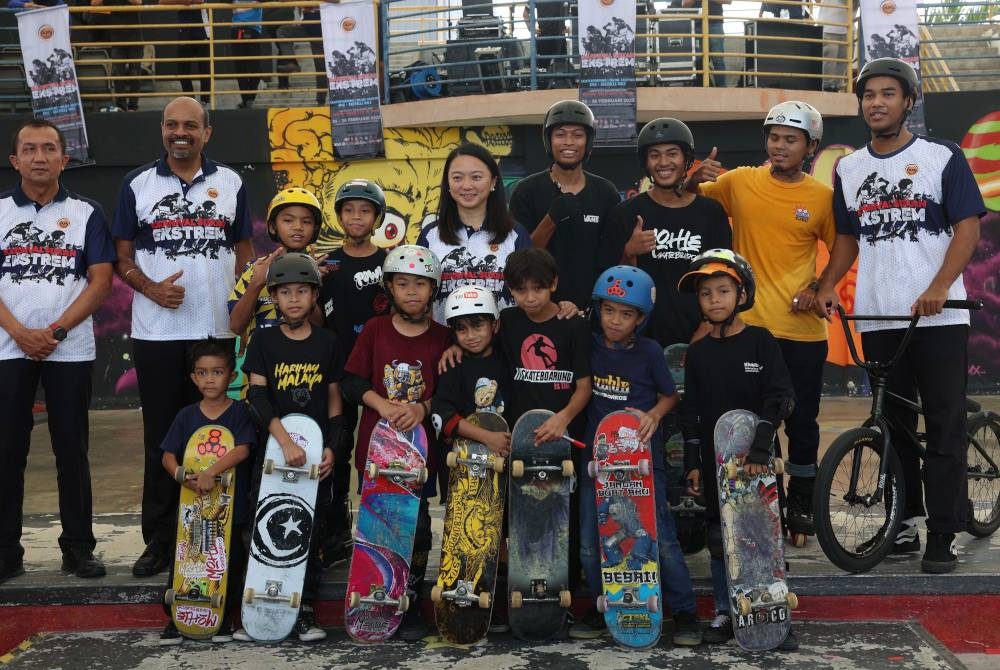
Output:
(0, 119), (115, 583)
(815, 58), (984, 574)
(113, 97), (255, 577)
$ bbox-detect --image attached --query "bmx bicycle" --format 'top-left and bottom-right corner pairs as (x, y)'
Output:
(813, 300), (1000, 573)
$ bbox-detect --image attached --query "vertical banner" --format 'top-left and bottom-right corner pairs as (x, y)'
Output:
(859, 0), (926, 134)
(577, 0), (637, 147)
(320, 0), (385, 159)
(17, 5), (90, 163)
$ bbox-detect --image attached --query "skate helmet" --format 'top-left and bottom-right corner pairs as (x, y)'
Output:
(443, 285), (499, 325)
(592, 265), (656, 330)
(855, 57), (919, 100)
(542, 100), (596, 159)
(677, 248), (756, 312)
(637, 117), (695, 172)
(266, 187), (323, 244)
(334, 179), (386, 226)
(266, 251), (322, 289)
(764, 101), (823, 144)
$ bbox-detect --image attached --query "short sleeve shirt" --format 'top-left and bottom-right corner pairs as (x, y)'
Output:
(318, 247), (389, 356)
(432, 349), (510, 432)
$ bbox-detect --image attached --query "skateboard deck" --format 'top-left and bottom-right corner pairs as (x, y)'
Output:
(166, 425), (236, 640)
(507, 409), (574, 642)
(242, 413), (323, 642)
(433, 412), (508, 645)
(714, 409), (796, 652)
(589, 410), (662, 649)
(345, 418), (428, 642)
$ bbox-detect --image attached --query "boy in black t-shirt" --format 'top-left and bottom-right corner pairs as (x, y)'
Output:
(318, 179), (390, 566)
(158, 338), (256, 645)
(676, 249), (796, 650)
(242, 253), (344, 643)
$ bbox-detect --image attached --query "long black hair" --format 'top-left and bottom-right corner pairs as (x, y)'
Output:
(435, 142), (514, 247)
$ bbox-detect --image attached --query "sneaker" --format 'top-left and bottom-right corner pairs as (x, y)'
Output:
(777, 627), (799, 651)
(921, 532), (958, 574)
(786, 476), (815, 535)
(293, 606), (327, 642)
(397, 599), (431, 641)
(857, 518), (920, 555)
(133, 542), (170, 577)
(488, 617), (509, 634)
(702, 613), (734, 644)
(0, 557), (25, 584)
(159, 621), (182, 646)
(671, 610), (703, 646)
(232, 627), (252, 642)
(212, 618), (234, 643)
(568, 607), (607, 639)
(61, 547), (106, 579)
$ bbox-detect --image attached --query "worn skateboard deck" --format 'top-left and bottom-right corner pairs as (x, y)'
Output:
(433, 412), (509, 645)
(589, 410), (662, 649)
(167, 425), (236, 640)
(345, 419), (428, 642)
(242, 414), (323, 642)
(714, 409), (796, 652)
(507, 409), (574, 642)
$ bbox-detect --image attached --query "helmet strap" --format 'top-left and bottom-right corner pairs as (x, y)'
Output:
(283, 318), (306, 330)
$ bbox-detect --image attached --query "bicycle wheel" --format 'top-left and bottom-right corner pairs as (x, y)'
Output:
(814, 427), (905, 573)
(966, 411), (1000, 538)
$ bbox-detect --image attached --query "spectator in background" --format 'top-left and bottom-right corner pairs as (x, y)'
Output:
(523, 0), (570, 72)
(760, 0), (807, 19)
(160, 0), (211, 103)
(672, 0), (730, 86)
(275, 4), (326, 106)
(817, 0), (849, 91)
(231, 0), (263, 109)
(260, 2), (294, 90)
(91, 0), (143, 111)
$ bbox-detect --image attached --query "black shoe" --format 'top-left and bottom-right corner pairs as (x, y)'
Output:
(159, 621), (182, 646)
(212, 617), (234, 643)
(320, 533), (353, 569)
(61, 547), (106, 578)
(703, 613), (734, 644)
(777, 627), (799, 651)
(786, 476), (815, 535)
(858, 520), (920, 555)
(0, 557), (25, 584)
(277, 62), (301, 74)
(397, 598), (430, 641)
(672, 610), (703, 646)
(293, 605), (326, 642)
(568, 607), (607, 639)
(921, 532), (957, 574)
(133, 542), (170, 577)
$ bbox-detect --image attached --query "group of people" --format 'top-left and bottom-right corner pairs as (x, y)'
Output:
(0, 55), (984, 648)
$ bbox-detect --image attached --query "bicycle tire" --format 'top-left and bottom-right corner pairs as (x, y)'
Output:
(814, 427), (905, 573)
(966, 411), (1000, 538)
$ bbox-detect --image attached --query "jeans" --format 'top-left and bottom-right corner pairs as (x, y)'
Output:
(708, 21), (726, 87)
(776, 338), (828, 477)
(579, 462), (697, 615)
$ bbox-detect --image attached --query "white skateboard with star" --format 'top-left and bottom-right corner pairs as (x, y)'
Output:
(242, 413), (323, 641)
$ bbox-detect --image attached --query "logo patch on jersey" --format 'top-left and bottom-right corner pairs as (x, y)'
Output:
(57, 217), (70, 229)
(593, 372), (630, 402)
(794, 207), (810, 222)
(651, 227), (703, 261)
(383, 360), (425, 402)
(905, 163), (919, 176)
(514, 335), (573, 388)
(207, 188), (219, 198)
(854, 171), (937, 244)
(744, 362), (762, 374)
(1, 221), (81, 285)
(139, 194), (232, 260)
(439, 247), (507, 307)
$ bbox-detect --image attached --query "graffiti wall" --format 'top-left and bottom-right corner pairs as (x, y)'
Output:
(0, 90), (997, 405)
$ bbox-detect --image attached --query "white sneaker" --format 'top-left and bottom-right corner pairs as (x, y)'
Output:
(232, 627), (252, 642)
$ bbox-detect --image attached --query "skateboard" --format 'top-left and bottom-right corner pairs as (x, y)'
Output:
(345, 418), (428, 642)
(242, 413), (323, 642)
(588, 410), (662, 649)
(714, 409), (797, 652)
(507, 409), (575, 642)
(432, 411), (509, 645)
(166, 425), (237, 640)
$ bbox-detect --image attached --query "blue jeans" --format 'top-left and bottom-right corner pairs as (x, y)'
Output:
(709, 21), (726, 87)
(579, 463), (697, 615)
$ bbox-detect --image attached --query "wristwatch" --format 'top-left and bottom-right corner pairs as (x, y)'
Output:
(50, 323), (67, 342)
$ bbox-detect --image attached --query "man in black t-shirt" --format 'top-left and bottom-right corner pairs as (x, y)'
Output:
(509, 100), (620, 309)
(603, 118), (732, 347)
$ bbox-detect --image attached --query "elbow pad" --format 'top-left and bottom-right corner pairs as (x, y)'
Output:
(247, 385), (276, 429)
(340, 374), (372, 404)
(326, 414), (344, 451)
(683, 439), (701, 475)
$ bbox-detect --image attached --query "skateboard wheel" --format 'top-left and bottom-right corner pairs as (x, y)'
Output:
(308, 464), (320, 480)
(478, 592), (491, 609)
(219, 471), (233, 488)
(511, 460), (525, 478)
(596, 595), (608, 613)
(637, 459), (651, 477)
(725, 461), (739, 480)
(559, 590), (572, 608)
(398, 593), (410, 613)
(243, 588), (254, 604)
(446, 451), (458, 469)
(263, 459), (275, 475)
(647, 594), (660, 613)
(510, 591), (523, 609)
(491, 456), (505, 474)
(210, 593), (222, 609)
(164, 589), (175, 606)
(173, 467), (186, 484)
(772, 457), (784, 475)
(791, 532), (807, 548)
(417, 467), (428, 485)
(348, 591), (361, 608)
(786, 592), (798, 609)
(737, 595), (751, 617)
(430, 585), (443, 603)
(587, 460), (598, 479)
(366, 462), (379, 481)
(561, 460), (574, 478)
(290, 592), (301, 609)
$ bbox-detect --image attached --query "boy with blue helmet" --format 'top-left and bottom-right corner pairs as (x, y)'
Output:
(571, 265), (702, 645)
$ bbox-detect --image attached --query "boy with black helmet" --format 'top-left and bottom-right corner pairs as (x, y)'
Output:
(317, 178), (390, 566)
(571, 265), (702, 645)
(340, 244), (452, 639)
(816, 56), (984, 573)
(603, 117), (731, 348)
(509, 99), (620, 309)
(240, 252), (344, 642)
(676, 249), (796, 648)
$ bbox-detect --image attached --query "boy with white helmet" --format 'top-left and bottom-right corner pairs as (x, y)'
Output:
(341, 244), (452, 639)
(687, 101), (836, 545)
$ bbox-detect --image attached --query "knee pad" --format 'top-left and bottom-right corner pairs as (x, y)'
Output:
(707, 522), (724, 560)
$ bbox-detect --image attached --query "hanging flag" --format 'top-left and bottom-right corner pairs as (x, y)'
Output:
(320, 0), (384, 159)
(16, 5), (90, 164)
(859, 0), (926, 134)
(577, 0), (637, 147)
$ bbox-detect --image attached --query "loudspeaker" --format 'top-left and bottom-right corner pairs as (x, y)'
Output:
(654, 10), (700, 85)
(445, 38), (522, 96)
(745, 20), (822, 90)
